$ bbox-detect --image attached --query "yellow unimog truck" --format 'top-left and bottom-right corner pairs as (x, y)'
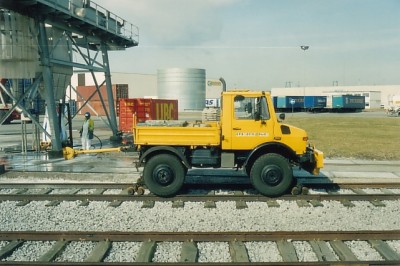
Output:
(134, 90), (323, 197)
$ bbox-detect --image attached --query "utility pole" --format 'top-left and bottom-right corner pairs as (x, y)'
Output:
(300, 46), (309, 97)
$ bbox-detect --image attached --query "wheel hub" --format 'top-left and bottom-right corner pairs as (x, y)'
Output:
(153, 165), (174, 185)
(261, 165), (283, 186)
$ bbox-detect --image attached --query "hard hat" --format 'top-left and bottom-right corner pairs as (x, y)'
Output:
(85, 112), (90, 118)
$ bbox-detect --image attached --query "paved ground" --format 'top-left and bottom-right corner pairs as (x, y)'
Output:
(1, 148), (399, 186)
(1, 112), (399, 184)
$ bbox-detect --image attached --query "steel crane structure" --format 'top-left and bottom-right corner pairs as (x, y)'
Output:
(0, 0), (139, 154)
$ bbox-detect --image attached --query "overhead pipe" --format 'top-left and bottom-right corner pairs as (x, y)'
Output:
(219, 77), (226, 92)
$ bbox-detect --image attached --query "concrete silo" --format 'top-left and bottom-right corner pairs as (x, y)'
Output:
(157, 68), (206, 111)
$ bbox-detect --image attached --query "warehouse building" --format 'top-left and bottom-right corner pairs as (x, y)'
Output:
(71, 72), (399, 111)
(271, 85), (400, 109)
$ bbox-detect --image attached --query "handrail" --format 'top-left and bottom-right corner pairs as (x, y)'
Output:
(38, 0), (139, 45)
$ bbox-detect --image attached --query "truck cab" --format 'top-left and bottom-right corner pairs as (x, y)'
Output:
(135, 90), (323, 197)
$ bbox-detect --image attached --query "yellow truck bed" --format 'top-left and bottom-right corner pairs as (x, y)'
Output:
(134, 121), (221, 146)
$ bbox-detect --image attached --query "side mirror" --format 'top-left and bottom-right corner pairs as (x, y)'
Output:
(279, 113), (285, 121)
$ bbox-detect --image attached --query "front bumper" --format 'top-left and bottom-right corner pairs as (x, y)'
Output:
(312, 148), (324, 175)
(299, 146), (324, 175)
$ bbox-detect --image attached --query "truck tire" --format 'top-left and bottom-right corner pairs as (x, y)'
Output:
(250, 153), (293, 197)
(143, 154), (185, 197)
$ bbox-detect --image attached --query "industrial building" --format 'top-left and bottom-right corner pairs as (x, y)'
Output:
(72, 71), (399, 112)
(271, 85), (400, 109)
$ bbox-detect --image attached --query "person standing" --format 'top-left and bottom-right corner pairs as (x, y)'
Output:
(80, 112), (94, 150)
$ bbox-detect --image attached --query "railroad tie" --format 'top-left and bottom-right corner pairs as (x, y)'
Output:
(369, 240), (400, 261)
(38, 240), (69, 262)
(329, 240), (358, 261)
(79, 188), (106, 206)
(309, 240), (338, 262)
(234, 191), (247, 209)
(17, 188), (53, 207)
(296, 199), (311, 207)
(266, 199), (280, 207)
(84, 240), (111, 263)
(351, 188), (386, 207)
(0, 240), (24, 260)
(340, 199), (355, 207)
(229, 240), (250, 263)
(309, 199), (324, 207)
(276, 240), (298, 262)
(14, 188), (29, 206)
(46, 188), (81, 207)
(136, 240), (157, 263)
(180, 241), (198, 263)
(108, 189), (128, 207)
(204, 190), (216, 208)
(141, 200), (155, 208)
(172, 200), (184, 208)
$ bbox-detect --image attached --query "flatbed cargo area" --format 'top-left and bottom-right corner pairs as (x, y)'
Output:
(134, 121), (221, 146)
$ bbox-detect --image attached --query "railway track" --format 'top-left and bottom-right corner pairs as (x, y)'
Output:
(0, 182), (400, 208)
(0, 230), (400, 264)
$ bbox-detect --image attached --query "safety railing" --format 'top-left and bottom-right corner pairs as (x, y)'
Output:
(38, 0), (139, 45)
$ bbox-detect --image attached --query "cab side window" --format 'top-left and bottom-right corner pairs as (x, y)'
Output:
(234, 97), (255, 120)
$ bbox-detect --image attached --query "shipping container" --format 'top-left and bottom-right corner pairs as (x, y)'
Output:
(119, 98), (178, 132)
(68, 100), (77, 116)
(332, 95), (365, 110)
(276, 96), (304, 110)
(304, 96), (327, 111)
(76, 84), (128, 102)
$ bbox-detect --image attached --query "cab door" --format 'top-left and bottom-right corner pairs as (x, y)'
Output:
(230, 95), (274, 150)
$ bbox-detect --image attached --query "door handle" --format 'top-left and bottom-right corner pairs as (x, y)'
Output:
(233, 127), (241, 130)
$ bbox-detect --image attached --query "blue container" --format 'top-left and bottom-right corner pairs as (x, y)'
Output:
(332, 95), (365, 109)
(68, 100), (77, 116)
(276, 96), (304, 109)
(304, 96), (327, 109)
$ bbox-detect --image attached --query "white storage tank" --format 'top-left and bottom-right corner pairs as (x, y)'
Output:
(157, 68), (206, 111)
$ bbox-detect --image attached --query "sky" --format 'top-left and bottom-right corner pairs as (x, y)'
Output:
(93, 0), (400, 90)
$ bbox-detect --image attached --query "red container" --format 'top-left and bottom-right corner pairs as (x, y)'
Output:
(119, 98), (178, 132)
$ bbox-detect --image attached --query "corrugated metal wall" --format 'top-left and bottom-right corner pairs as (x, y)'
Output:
(157, 68), (206, 111)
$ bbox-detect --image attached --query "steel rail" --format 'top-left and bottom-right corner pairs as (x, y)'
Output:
(0, 193), (400, 202)
(0, 183), (133, 189)
(1, 181), (400, 189)
(0, 231), (400, 265)
(1, 230), (400, 242)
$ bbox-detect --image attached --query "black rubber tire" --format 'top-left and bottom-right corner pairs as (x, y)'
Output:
(250, 153), (293, 197)
(143, 154), (185, 197)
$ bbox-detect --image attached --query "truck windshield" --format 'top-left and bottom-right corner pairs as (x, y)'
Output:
(234, 96), (270, 120)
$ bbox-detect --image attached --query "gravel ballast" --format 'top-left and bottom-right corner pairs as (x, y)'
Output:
(1, 172), (400, 262)
(1, 200), (399, 232)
